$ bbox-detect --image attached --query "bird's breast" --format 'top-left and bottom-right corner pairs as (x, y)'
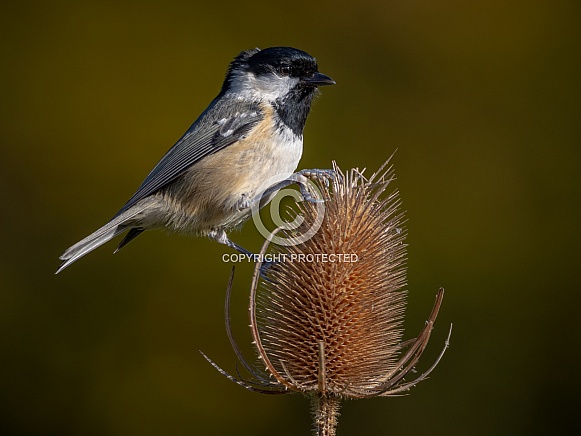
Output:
(200, 114), (303, 197)
(162, 109), (303, 232)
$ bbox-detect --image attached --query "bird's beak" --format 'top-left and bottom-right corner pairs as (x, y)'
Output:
(304, 72), (336, 86)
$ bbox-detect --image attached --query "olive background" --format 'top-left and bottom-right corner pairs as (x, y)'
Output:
(1, 1), (580, 435)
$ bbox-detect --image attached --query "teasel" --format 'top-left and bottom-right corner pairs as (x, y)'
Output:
(202, 159), (451, 436)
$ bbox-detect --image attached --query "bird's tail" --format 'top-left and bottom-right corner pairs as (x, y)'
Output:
(56, 201), (152, 274)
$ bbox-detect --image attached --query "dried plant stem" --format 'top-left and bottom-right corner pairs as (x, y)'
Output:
(310, 394), (341, 436)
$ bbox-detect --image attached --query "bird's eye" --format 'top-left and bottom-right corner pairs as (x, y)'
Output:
(278, 65), (292, 76)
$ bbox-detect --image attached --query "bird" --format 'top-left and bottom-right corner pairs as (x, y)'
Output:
(56, 46), (335, 274)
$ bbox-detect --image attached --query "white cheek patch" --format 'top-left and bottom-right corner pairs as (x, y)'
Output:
(253, 75), (295, 98)
(227, 71), (298, 102)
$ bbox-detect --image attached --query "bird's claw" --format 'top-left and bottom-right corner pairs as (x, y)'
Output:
(298, 168), (335, 188)
(295, 168), (334, 203)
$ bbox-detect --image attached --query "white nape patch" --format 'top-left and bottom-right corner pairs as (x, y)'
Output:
(226, 70), (299, 102)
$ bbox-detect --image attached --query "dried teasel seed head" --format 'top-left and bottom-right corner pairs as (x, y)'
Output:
(201, 159), (450, 436)
(254, 161), (411, 398)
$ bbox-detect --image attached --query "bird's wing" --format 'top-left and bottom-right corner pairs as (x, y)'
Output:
(114, 98), (264, 217)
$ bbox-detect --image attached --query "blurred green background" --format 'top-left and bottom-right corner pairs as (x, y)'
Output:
(1, 0), (580, 434)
